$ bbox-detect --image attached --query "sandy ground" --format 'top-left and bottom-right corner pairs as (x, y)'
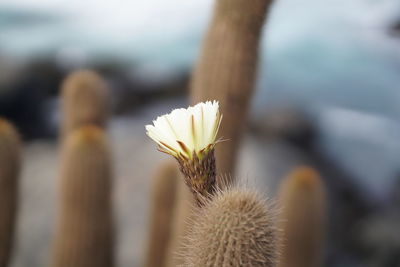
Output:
(10, 98), (305, 267)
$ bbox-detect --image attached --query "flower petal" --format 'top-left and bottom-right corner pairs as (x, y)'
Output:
(145, 100), (222, 158)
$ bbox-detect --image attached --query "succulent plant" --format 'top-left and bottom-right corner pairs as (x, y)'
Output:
(51, 125), (114, 267)
(60, 70), (110, 138)
(190, 0), (274, 181)
(0, 118), (21, 267)
(278, 166), (327, 267)
(146, 101), (222, 206)
(145, 160), (179, 267)
(165, 177), (195, 267)
(184, 187), (280, 267)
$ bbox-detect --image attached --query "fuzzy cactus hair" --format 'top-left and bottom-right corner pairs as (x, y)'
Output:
(183, 186), (280, 267)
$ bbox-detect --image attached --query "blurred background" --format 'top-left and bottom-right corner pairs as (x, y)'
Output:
(1, 0), (400, 266)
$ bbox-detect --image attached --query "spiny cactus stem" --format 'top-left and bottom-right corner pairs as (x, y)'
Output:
(184, 187), (280, 266)
(176, 149), (216, 206)
(190, 0), (273, 180)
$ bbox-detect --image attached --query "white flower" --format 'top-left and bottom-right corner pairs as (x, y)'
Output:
(146, 100), (222, 160)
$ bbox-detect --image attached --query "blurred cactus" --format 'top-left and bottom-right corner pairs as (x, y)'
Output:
(0, 119), (21, 267)
(165, 177), (195, 267)
(61, 70), (110, 137)
(190, 0), (274, 180)
(179, 0), (275, 262)
(51, 126), (114, 267)
(278, 166), (326, 267)
(144, 160), (179, 267)
(184, 187), (280, 267)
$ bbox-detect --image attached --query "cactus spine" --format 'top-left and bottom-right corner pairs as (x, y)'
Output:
(278, 167), (327, 267)
(61, 70), (109, 137)
(184, 187), (280, 267)
(51, 126), (114, 267)
(144, 160), (179, 267)
(190, 0), (273, 180)
(0, 119), (21, 267)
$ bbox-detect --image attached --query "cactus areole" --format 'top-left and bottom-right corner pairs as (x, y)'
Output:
(146, 101), (222, 206)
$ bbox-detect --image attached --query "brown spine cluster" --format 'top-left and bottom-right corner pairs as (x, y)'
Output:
(176, 150), (216, 206)
(51, 126), (114, 267)
(60, 70), (109, 138)
(278, 166), (327, 267)
(190, 0), (274, 180)
(184, 187), (280, 267)
(0, 119), (21, 267)
(144, 160), (179, 267)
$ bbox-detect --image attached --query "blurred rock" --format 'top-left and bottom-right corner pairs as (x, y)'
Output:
(389, 174), (400, 206)
(250, 107), (316, 149)
(389, 19), (400, 37)
(0, 55), (23, 91)
(0, 55), (189, 139)
(360, 212), (400, 267)
(0, 76), (49, 140)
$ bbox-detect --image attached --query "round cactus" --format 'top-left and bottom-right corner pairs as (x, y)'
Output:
(184, 187), (280, 267)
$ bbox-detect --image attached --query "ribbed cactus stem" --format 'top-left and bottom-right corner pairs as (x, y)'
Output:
(184, 187), (280, 267)
(0, 119), (21, 267)
(145, 160), (179, 267)
(278, 167), (327, 267)
(61, 70), (109, 137)
(51, 126), (114, 267)
(190, 0), (273, 181)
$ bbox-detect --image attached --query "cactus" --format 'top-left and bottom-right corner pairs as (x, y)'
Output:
(165, 177), (195, 267)
(184, 187), (280, 267)
(278, 166), (326, 267)
(0, 119), (21, 267)
(144, 160), (179, 267)
(51, 125), (114, 267)
(60, 70), (110, 137)
(170, 0), (275, 263)
(190, 0), (274, 181)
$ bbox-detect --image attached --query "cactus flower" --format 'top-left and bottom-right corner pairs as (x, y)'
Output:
(146, 100), (222, 160)
(145, 100), (222, 206)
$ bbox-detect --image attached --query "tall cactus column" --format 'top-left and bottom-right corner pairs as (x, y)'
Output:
(190, 0), (274, 180)
(51, 126), (114, 267)
(144, 161), (179, 267)
(0, 119), (21, 267)
(165, 177), (194, 267)
(278, 167), (327, 267)
(60, 70), (110, 138)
